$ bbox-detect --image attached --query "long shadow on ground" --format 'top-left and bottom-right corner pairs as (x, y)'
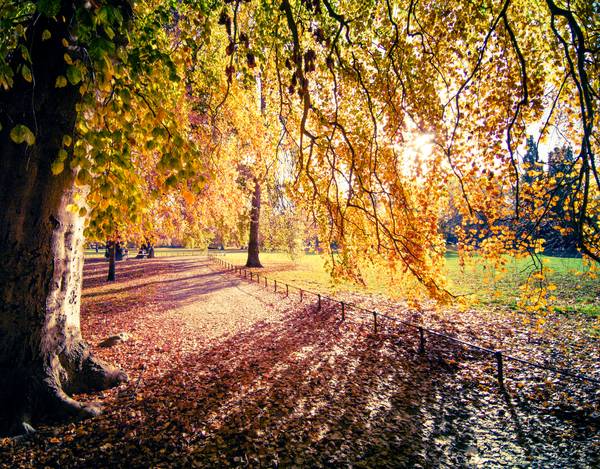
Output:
(2, 261), (596, 468)
(2, 302), (533, 468)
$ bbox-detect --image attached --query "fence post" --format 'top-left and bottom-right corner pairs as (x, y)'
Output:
(419, 328), (425, 354)
(274, 279), (277, 293)
(265, 276), (267, 288)
(496, 351), (504, 387)
(286, 284), (289, 297)
(341, 302), (345, 321)
(373, 312), (378, 334)
(317, 294), (321, 311)
(300, 289), (303, 302)
(250, 272), (253, 281)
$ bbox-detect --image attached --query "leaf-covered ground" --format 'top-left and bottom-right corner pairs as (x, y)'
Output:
(1, 256), (599, 467)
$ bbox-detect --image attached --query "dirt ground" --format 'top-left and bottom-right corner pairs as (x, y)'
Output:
(1, 256), (598, 468)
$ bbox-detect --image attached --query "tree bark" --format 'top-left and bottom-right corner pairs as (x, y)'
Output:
(0, 9), (126, 436)
(107, 242), (116, 281)
(148, 241), (155, 259)
(246, 178), (263, 268)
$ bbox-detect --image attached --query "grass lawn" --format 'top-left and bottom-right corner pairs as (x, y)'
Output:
(218, 250), (599, 317)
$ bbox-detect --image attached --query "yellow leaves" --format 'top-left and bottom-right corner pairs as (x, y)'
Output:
(51, 160), (64, 175)
(66, 204), (80, 214)
(55, 75), (68, 88)
(10, 124), (35, 146)
(533, 239), (545, 254)
(42, 29), (51, 41)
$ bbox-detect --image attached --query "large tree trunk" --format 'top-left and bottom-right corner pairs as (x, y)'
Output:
(246, 178), (263, 268)
(0, 9), (126, 436)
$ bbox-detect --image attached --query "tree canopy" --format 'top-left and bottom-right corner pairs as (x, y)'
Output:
(1, 0), (599, 300)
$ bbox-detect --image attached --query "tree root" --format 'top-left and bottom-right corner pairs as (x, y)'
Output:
(1, 342), (127, 437)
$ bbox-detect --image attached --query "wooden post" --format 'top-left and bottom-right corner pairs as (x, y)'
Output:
(341, 302), (345, 321)
(373, 312), (378, 334)
(496, 351), (504, 387)
(264, 276), (267, 288)
(300, 289), (303, 302)
(286, 284), (289, 297)
(419, 328), (425, 354)
(274, 279), (277, 293)
(317, 294), (321, 310)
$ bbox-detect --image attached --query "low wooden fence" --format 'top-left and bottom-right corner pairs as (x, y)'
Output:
(209, 254), (600, 389)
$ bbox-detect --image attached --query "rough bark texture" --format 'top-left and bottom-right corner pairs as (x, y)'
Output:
(107, 242), (116, 282)
(0, 9), (126, 436)
(246, 178), (263, 268)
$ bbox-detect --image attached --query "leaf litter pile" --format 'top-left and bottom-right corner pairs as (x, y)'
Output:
(1, 257), (599, 467)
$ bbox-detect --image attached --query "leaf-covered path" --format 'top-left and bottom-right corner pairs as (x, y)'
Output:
(1, 257), (598, 467)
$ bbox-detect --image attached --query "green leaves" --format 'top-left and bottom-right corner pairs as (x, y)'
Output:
(21, 65), (32, 83)
(164, 175), (178, 187)
(10, 124), (35, 146)
(66, 65), (83, 85)
(37, 0), (60, 17)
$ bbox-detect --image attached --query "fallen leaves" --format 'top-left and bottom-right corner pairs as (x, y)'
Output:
(1, 257), (598, 467)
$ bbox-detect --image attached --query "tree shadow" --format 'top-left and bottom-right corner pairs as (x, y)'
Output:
(62, 304), (492, 467)
(7, 260), (595, 467)
(81, 258), (241, 319)
(82, 257), (203, 290)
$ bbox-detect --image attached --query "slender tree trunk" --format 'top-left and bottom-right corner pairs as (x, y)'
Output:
(148, 242), (155, 258)
(107, 242), (116, 281)
(246, 178), (263, 268)
(0, 8), (126, 436)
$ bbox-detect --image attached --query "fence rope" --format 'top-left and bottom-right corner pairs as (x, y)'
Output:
(207, 255), (600, 387)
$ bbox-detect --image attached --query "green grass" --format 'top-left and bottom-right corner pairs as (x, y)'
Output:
(219, 250), (599, 318)
(445, 253), (598, 315)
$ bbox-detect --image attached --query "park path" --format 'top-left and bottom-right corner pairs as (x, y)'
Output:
(82, 255), (292, 340)
(80, 256), (299, 383)
(153, 256), (295, 339)
(1, 256), (597, 468)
